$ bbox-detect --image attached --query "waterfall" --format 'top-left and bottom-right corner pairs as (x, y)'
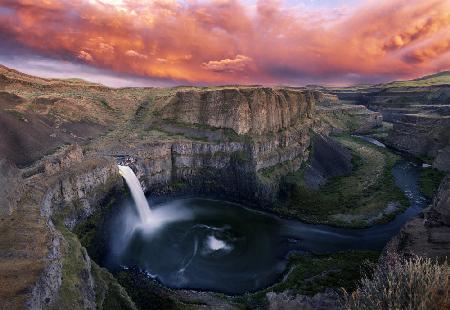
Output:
(118, 165), (152, 222)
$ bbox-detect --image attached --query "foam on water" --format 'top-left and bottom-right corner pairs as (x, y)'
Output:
(206, 235), (230, 251)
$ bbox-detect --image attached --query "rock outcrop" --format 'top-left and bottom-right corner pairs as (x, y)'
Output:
(266, 290), (338, 310)
(0, 159), (22, 215)
(387, 176), (450, 261)
(302, 134), (353, 189)
(103, 87), (323, 206)
(434, 146), (450, 172)
(385, 115), (450, 163)
(154, 88), (317, 135)
(0, 141), (132, 309)
(316, 104), (383, 134)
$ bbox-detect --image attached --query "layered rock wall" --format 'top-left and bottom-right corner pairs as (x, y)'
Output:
(155, 88), (317, 135)
(23, 147), (124, 309)
(385, 115), (450, 171)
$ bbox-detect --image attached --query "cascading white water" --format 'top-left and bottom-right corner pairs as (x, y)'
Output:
(118, 165), (152, 222)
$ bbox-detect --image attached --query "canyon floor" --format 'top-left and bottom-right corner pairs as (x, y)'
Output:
(0, 65), (449, 309)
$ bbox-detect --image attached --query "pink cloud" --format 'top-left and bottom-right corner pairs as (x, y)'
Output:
(0, 0), (448, 85)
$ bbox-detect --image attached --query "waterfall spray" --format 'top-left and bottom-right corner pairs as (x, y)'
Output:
(118, 165), (152, 222)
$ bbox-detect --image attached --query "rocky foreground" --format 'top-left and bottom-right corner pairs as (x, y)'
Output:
(0, 66), (449, 309)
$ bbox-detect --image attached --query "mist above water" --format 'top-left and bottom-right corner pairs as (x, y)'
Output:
(109, 160), (428, 294)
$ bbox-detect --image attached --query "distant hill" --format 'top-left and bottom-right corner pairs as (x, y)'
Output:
(0, 64), (105, 87)
(0, 64), (155, 166)
(382, 71), (450, 88)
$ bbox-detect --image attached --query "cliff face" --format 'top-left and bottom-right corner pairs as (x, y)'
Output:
(0, 159), (22, 215)
(302, 134), (353, 189)
(316, 104), (383, 134)
(106, 127), (312, 206)
(101, 87), (322, 205)
(387, 176), (450, 261)
(0, 143), (130, 309)
(154, 88), (317, 135)
(385, 115), (450, 171)
(329, 85), (450, 123)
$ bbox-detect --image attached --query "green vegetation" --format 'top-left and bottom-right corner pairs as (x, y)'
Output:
(115, 271), (195, 310)
(170, 180), (188, 191)
(273, 251), (379, 294)
(54, 216), (136, 309)
(74, 198), (115, 262)
(239, 251), (379, 308)
(383, 71), (450, 88)
(276, 135), (408, 227)
(152, 118), (252, 143)
(5, 109), (26, 121)
(92, 263), (137, 310)
(99, 98), (115, 111)
(54, 220), (90, 308)
(420, 168), (446, 199)
(343, 253), (449, 310)
(367, 122), (393, 141)
(231, 150), (250, 164)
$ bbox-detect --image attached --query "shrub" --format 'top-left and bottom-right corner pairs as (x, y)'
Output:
(342, 252), (449, 310)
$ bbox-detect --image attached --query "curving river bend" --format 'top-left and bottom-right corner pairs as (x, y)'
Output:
(103, 139), (428, 295)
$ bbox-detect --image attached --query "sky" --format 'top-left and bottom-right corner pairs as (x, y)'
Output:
(0, 0), (449, 87)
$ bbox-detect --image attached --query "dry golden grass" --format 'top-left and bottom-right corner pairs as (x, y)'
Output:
(0, 203), (49, 309)
(342, 252), (450, 310)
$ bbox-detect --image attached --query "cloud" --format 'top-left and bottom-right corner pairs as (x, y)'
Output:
(78, 50), (94, 62)
(202, 55), (252, 72)
(125, 50), (148, 59)
(0, 0), (448, 85)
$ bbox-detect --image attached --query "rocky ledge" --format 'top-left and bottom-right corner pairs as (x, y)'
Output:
(387, 175), (450, 261)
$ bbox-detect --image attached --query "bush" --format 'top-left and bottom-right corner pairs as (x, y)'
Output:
(342, 252), (449, 310)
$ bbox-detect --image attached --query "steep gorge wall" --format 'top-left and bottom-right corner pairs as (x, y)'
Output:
(154, 88), (317, 135)
(108, 87), (381, 206)
(385, 115), (450, 171)
(16, 145), (130, 309)
(113, 88), (321, 205)
(113, 134), (308, 206)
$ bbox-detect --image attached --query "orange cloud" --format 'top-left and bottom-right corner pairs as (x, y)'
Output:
(202, 55), (252, 73)
(0, 0), (449, 85)
(126, 50), (148, 59)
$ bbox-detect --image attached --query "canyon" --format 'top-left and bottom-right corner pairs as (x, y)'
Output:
(0, 65), (448, 309)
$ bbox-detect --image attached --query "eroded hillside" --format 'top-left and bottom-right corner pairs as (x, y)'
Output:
(0, 65), (155, 166)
